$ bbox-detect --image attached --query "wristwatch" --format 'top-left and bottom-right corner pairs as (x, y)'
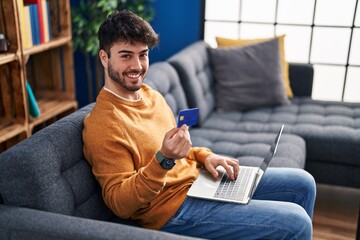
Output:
(156, 151), (176, 170)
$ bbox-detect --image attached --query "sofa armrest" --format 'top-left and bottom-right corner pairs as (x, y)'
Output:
(289, 63), (314, 97)
(0, 205), (199, 240)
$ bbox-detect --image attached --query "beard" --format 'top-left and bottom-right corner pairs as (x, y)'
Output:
(107, 61), (145, 92)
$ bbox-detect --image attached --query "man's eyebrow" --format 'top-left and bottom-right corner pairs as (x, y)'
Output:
(117, 48), (149, 54)
(118, 50), (133, 54)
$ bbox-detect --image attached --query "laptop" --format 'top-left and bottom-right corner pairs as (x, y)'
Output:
(187, 125), (284, 204)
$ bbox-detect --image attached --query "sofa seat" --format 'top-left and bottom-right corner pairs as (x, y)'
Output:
(145, 62), (306, 169)
(190, 128), (306, 168)
(198, 97), (360, 182)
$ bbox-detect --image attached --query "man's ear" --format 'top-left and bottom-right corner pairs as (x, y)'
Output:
(99, 50), (108, 68)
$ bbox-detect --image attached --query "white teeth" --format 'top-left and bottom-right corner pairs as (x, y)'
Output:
(126, 73), (141, 78)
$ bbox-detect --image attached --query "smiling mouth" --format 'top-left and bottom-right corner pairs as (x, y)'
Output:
(125, 71), (143, 79)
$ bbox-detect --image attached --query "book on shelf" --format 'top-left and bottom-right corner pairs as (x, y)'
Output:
(46, 1), (52, 40)
(41, 0), (50, 42)
(19, 0), (52, 48)
(23, 5), (34, 48)
(24, 0), (44, 43)
(29, 3), (40, 45)
(26, 81), (41, 118)
(17, 0), (28, 48)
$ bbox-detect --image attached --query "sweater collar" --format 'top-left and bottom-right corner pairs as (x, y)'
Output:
(103, 86), (142, 102)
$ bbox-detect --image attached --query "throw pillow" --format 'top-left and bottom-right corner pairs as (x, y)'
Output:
(216, 35), (293, 98)
(209, 37), (290, 112)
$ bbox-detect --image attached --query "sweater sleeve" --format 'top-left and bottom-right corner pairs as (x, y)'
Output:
(83, 117), (169, 219)
(186, 146), (213, 165)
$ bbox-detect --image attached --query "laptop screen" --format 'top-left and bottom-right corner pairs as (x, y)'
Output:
(259, 125), (284, 172)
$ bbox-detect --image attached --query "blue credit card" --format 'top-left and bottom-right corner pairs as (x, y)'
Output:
(177, 108), (199, 128)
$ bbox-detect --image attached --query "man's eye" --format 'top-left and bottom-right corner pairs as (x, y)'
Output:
(121, 55), (130, 59)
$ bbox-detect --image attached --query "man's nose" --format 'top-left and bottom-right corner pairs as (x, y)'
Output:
(130, 57), (142, 69)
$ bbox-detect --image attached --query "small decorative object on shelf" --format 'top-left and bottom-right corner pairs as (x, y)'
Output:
(0, 34), (9, 52)
(26, 81), (41, 118)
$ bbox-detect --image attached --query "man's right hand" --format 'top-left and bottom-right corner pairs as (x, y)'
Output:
(159, 124), (192, 160)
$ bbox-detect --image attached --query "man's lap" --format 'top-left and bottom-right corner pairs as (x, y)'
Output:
(161, 168), (315, 239)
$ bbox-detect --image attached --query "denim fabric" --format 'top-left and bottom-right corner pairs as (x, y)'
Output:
(161, 168), (316, 240)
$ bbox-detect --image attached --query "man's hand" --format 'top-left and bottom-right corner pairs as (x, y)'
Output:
(204, 154), (239, 181)
(160, 124), (192, 160)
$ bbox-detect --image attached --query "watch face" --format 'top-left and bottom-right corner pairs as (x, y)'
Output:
(161, 159), (176, 170)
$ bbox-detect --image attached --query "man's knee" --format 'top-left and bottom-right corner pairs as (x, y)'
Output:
(279, 203), (313, 240)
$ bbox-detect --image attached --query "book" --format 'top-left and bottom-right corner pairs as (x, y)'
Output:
(17, 0), (28, 48)
(28, 3), (40, 45)
(28, 4), (36, 45)
(24, 0), (45, 43)
(23, 5), (33, 48)
(46, 0), (52, 40)
(41, 0), (50, 42)
(26, 81), (41, 118)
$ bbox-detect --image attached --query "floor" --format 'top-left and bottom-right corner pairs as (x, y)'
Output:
(312, 184), (360, 240)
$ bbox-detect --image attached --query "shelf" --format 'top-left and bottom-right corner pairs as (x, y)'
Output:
(0, 53), (18, 65)
(29, 96), (77, 128)
(0, 120), (27, 143)
(23, 36), (72, 57)
(0, 0), (75, 152)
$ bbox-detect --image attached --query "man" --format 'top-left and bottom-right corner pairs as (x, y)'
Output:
(83, 10), (316, 239)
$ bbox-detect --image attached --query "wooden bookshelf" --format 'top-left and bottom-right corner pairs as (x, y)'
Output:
(0, 53), (18, 65)
(0, 0), (77, 153)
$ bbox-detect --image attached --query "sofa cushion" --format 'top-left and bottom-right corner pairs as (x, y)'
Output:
(209, 38), (290, 112)
(0, 104), (116, 222)
(216, 35), (293, 97)
(190, 128), (306, 168)
(168, 41), (215, 125)
(145, 62), (188, 116)
(198, 96), (360, 188)
(200, 97), (360, 168)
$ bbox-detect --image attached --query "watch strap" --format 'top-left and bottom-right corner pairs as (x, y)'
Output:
(155, 151), (175, 170)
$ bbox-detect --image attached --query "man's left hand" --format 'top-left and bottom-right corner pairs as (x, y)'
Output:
(204, 154), (239, 181)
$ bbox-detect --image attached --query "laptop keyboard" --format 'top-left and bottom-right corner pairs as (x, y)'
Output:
(214, 167), (253, 201)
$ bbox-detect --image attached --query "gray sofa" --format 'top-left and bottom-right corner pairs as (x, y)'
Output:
(0, 40), (358, 239)
(167, 41), (360, 189)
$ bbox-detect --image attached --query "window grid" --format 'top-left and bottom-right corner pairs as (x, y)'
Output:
(203, 0), (360, 102)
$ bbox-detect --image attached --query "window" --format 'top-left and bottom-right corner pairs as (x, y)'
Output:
(204, 0), (360, 102)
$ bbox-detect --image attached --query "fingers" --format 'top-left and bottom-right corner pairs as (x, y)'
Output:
(161, 126), (192, 159)
(225, 158), (239, 180)
(164, 127), (180, 140)
(207, 164), (219, 179)
(204, 154), (239, 181)
(221, 159), (236, 181)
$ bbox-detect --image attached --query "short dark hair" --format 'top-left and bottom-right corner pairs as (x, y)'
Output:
(98, 10), (159, 57)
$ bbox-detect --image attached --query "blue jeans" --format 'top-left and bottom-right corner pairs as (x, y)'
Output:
(161, 168), (316, 240)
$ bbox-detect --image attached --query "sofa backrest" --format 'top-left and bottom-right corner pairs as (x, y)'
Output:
(0, 104), (115, 222)
(167, 41), (315, 125)
(168, 41), (215, 125)
(145, 61), (189, 116)
(288, 63), (313, 97)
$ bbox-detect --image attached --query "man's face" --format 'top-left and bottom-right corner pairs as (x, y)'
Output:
(105, 41), (149, 94)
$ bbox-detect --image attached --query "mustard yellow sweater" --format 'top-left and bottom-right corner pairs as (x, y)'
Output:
(82, 84), (212, 229)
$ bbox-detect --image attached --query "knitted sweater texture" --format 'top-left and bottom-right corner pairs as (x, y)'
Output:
(82, 84), (212, 229)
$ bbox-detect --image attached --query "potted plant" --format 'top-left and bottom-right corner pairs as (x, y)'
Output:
(71, 0), (154, 102)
